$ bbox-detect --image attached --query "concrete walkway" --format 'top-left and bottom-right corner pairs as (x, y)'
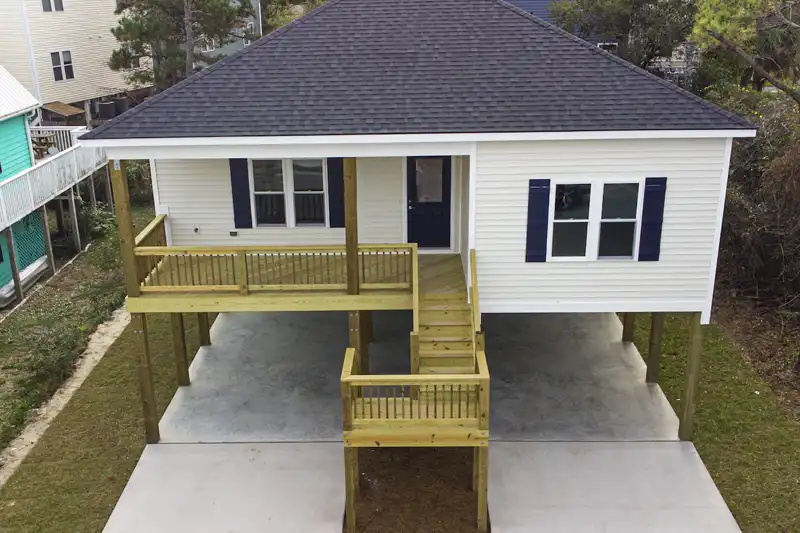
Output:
(103, 311), (738, 533)
(490, 442), (741, 533)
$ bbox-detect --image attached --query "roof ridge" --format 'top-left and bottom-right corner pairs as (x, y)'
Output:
(84, 0), (347, 139)
(488, 0), (754, 129)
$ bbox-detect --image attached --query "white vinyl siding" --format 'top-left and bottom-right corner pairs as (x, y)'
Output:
(153, 157), (405, 246)
(474, 138), (728, 316)
(0, 3), (36, 94)
(23, 0), (130, 103)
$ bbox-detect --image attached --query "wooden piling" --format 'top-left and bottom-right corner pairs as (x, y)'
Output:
(679, 312), (703, 440)
(132, 313), (159, 443)
(197, 313), (211, 346)
(171, 313), (190, 386)
(646, 312), (665, 383)
(622, 312), (635, 343)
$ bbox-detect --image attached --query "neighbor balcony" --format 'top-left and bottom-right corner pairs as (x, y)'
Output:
(0, 126), (106, 231)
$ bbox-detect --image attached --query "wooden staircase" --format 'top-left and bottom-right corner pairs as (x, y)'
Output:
(418, 292), (475, 374)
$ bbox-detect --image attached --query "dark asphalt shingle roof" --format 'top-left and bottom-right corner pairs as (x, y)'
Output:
(83, 0), (752, 140)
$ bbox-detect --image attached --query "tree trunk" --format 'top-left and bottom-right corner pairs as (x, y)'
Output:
(184, 0), (194, 78)
(704, 27), (800, 107)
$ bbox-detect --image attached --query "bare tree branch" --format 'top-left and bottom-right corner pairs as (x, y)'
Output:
(704, 27), (800, 107)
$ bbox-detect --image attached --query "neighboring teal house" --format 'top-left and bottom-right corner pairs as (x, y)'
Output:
(0, 66), (48, 306)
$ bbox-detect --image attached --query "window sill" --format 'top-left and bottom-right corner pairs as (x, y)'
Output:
(545, 256), (636, 263)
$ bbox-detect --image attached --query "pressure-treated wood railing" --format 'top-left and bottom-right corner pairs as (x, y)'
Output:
(469, 248), (482, 354)
(134, 215), (167, 285)
(341, 347), (490, 446)
(131, 222), (416, 294)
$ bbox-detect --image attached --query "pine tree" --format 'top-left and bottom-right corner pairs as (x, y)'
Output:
(110, 0), (254, 92)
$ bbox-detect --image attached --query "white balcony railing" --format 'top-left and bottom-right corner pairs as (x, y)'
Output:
(29, 125), (81, 153)
(0, 129), (107, 231)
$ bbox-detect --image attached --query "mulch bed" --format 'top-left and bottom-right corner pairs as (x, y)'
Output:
(350, 447), (480, 533)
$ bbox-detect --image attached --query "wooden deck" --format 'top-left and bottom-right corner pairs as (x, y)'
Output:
(128, 220), (466, 313)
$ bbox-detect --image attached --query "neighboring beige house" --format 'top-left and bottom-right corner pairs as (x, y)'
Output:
(0, 0), (132, 121)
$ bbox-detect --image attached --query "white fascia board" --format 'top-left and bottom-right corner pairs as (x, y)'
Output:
(103, 141), (475, 160)
(84, 128), (758, 153)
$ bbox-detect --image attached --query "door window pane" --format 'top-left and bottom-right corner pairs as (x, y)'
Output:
(415, 158), (443, 202)
(292, 160), (323, 191)
(64, 64), (74, 79)
(253, 160), (283, 191)
(552, 222), (588, 257)
(42, 0), (52, 11)
(53, 0), (63, 9)
(602, 183), (639, 219)
(255, 194), (285, 225)
(51, 52), (61, 67)
(554, 184), (591, 220)
(294, 194), (325, 224)
(599, 221), (636, 257)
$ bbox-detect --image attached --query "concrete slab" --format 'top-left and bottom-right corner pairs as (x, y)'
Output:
(160, 311), (676, 443)
(102, 443), (344, 533)
(490, 441), (741, 533)
(159, 311), (412, 443)
(486, 313), (679, 441)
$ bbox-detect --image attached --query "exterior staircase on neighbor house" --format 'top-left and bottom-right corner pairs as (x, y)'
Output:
(418, 292), (475, 374)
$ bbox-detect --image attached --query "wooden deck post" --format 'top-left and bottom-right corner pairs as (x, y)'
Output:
(55, 199), (65, 236)
(104, 166), (114, 210)
(622, 312), (635, 343)
(171, 313), (190, 386)
(40, 205), (56, 275)
(476, 447), (489, 532)
(197, 313), (211, 346)
(108, 160), (140, 297)
(343, 447), (358, 533)
(646, 312), (665, 384)
(3, 228), (24, 303)
(88, 174), (97, 207)
(132, 313), (160, 443)
(679, 312), (703, 441)
(344, 157), (359, 295)
(68, 186), (82, 252)
(349, 311), (368, 374)
(361, 310), (373, 343)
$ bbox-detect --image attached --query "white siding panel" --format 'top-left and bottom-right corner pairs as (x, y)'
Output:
(474, 138), (728, 315)
(357, 157), (404, 243)
(24, 0), (130, 104)
(0, 3), (35, 95)
(155, 158), (405, 246)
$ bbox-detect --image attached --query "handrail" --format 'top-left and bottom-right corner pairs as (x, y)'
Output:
(133, 243), (416, 254)
(134, 215), (167, 246)
(411, 243), (420, 332)
(470, 248), (480, 332)
(131, 235), (416, 293)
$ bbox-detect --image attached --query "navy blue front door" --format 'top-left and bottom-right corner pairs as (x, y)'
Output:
(407, 156), (451, 248)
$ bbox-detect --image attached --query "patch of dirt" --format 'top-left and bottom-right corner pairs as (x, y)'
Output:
(713, 291), (800, 419)
(350, 448), (479, 533)
(0, 307), (130, 487)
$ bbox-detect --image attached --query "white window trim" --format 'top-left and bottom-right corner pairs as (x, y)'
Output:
(248, 158), (329, 228)
(546, 177), (646, 262)
(51, 50), (73, 81)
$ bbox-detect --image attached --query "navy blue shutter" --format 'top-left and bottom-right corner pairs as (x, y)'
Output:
(525, 179), (551, 262)
(638, 177), (667, 261)
(229, 159), (252, 229)
(327, 158), (345, 228)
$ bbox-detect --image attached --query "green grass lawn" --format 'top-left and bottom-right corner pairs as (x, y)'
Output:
(0, 206), (153, 452)
(634, 313), (800, 532)
(0, 310), (797, 532)
(0, 313), (205, 533)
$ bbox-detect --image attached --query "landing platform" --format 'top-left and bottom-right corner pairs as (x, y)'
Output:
(490, 441), (741, 532)
(102, 442), (344, 533)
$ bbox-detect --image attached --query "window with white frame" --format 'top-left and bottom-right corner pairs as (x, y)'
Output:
(251, 159), (328, 227)
(51, 51), (73, 81)
(42, 0), (64, 11)
(549, 181), (642, 260)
